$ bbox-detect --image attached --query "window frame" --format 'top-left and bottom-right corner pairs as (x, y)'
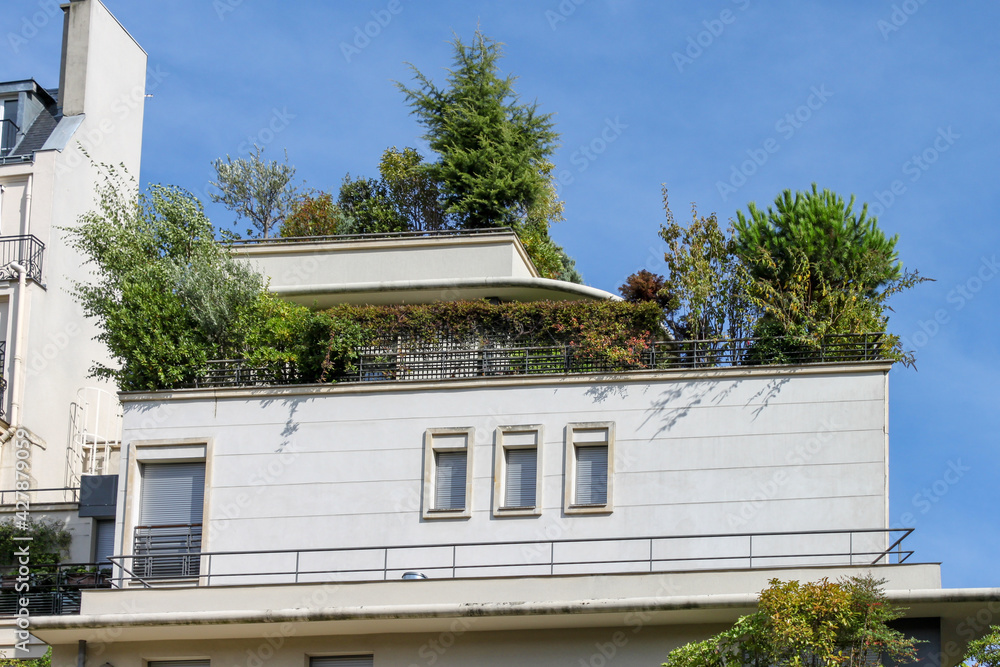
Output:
(493, 425), (543, 517)
(422, 427), (474, 520)
(563, 422), (614, 514)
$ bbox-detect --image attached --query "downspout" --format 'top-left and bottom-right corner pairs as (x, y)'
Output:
(77, 640), (86, 667)
(21, 175), (32, 237)
(0, 262), (28, 440)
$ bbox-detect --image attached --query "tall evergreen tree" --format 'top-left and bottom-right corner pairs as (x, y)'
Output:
(396, 31), (559, 232)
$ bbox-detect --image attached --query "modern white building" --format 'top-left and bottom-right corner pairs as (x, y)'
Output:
(0, 0), (144, 573)
(17, 231), (998, 667)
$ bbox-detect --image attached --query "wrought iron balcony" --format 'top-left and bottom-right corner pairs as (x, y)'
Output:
(0, 235), (44, 283)
(108, 527), (913, 589)
(0, 562), (112, 617)
(189, 333), (891, 389)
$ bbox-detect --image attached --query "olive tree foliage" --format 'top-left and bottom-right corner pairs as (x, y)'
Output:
(210, 144), (297, 238)
(65, 164), (268, 391)
(964, 627), (1000, 667)
(662, 576), (918, 667)
(733, 185), (926, 359)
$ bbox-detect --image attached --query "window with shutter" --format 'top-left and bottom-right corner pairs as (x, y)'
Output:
(494, 425), (543, 515)
(134, 461), (205, 579)
(310, 657), (373, 667)
(564, 423), (615, 514)
(504, 448), (537, 508)
(94, 519), (116, 568)
(423, 428), (474, 519)
(149, 661), (210, 667)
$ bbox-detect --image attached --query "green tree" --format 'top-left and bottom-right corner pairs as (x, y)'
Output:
(280, 191), (347, 238)
(965, 626), (1000, 667)
(65, 165), (269, 390)
(662, 576), (918, 667)
(0, 519), (70, 567)
(210, 144), (298, 238)
(733, 184), (922, 343)
(378, 146), (448, 231)
(397, 31), (561, 231)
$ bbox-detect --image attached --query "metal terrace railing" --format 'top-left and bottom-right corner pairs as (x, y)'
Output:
(108, 528), (914, 589)
(0, 486), (79, 506)
(132, 523), (203, 580)
(187, 333), (891, 389)
(226, 226), (517, 247)
(0, 234), (45, 282)
(0, 562), (112, 617)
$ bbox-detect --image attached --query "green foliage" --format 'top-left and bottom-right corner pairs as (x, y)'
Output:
(314, 300), (664, 381)
(398, 31), (559, 231)
(659, 188), (756, 341)
(662, 576), (918, 667)
(0, 646), (51, 667)
(66, 164), (285, 390)
(965, 626), (1000, 667)
(0, 519), (71, 567)
(210, 144), (298, 238)
(733, 184), (924, 359)
(280, 191), (346, 238)
(377, 146), (449, 231)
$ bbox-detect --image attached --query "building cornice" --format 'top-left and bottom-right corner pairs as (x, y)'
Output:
(118, 362), (892, 404)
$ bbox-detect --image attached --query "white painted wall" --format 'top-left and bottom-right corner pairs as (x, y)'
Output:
(116, 366), (891, 579)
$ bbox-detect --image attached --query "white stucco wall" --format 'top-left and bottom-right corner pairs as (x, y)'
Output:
(115, 365), (891, 580)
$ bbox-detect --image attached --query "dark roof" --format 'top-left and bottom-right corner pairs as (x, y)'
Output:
(11, 105), (59, 157)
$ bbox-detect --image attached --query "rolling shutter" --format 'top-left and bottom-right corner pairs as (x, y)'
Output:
(140, 462), (205, 525)
(149, 661), (210, 667)
(434, 451), (467, 510)
(94, 519), (116, 566)
(575, 445), (608, 505)
(310, 657), (373, 667)
(504, 448), (537, 508)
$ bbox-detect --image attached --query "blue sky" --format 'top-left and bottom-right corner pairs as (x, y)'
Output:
(7, 1), (999, 589)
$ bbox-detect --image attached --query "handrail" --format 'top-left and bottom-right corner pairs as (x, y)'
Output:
(108, 527), (914, 589)
(0, 486), (80, 505)
(226, 227), (517, 247)
(186, 333), (892, 389)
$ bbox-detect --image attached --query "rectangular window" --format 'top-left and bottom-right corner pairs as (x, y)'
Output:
(310, 657), (373, 667)
(423, 428), (474, 519)
(493, 426), (543, 516)
(134, 461), (205, 579)
(0, 99), (18, 155)
(565, 423), (614, 514)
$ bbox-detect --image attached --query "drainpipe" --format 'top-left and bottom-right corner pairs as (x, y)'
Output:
(21, 175), (32, 237)
(77, 640), (86, 667)
(5, 262), (28, 429)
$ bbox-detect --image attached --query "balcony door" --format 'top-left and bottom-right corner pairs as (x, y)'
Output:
(134, 461), (205, 579)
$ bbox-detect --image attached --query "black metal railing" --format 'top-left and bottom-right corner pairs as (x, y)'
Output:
(186, 333), (891, 389)
(132, 523), (202, 580)
(0, 118), (19, 157)
(0, 562), (112, 616)
(227, 227), (516, 247)
(0, 486), (79, 506)
(109, 528), (913, 589)
(0, 235), (44, 283)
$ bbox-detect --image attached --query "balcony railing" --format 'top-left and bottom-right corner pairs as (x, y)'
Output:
(108, 527), (913, 589)
(0, 562), (112, 617)
(188, 333), (891, 389)
(227, 226), (516, 247)
(0, 235), (44, 283)
(0, 486), (79, 505)
(132, 523), (202, 580)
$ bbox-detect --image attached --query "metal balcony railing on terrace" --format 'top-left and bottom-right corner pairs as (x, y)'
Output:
(107, 528), (914, 590)
(0, 486), (79, 506)
(0, 235), (44, 282)
(132, 523), (202, 580)
(226, 226), (517, 247)
(0, 563), (112, 617)
(188, 333), (891, 389)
